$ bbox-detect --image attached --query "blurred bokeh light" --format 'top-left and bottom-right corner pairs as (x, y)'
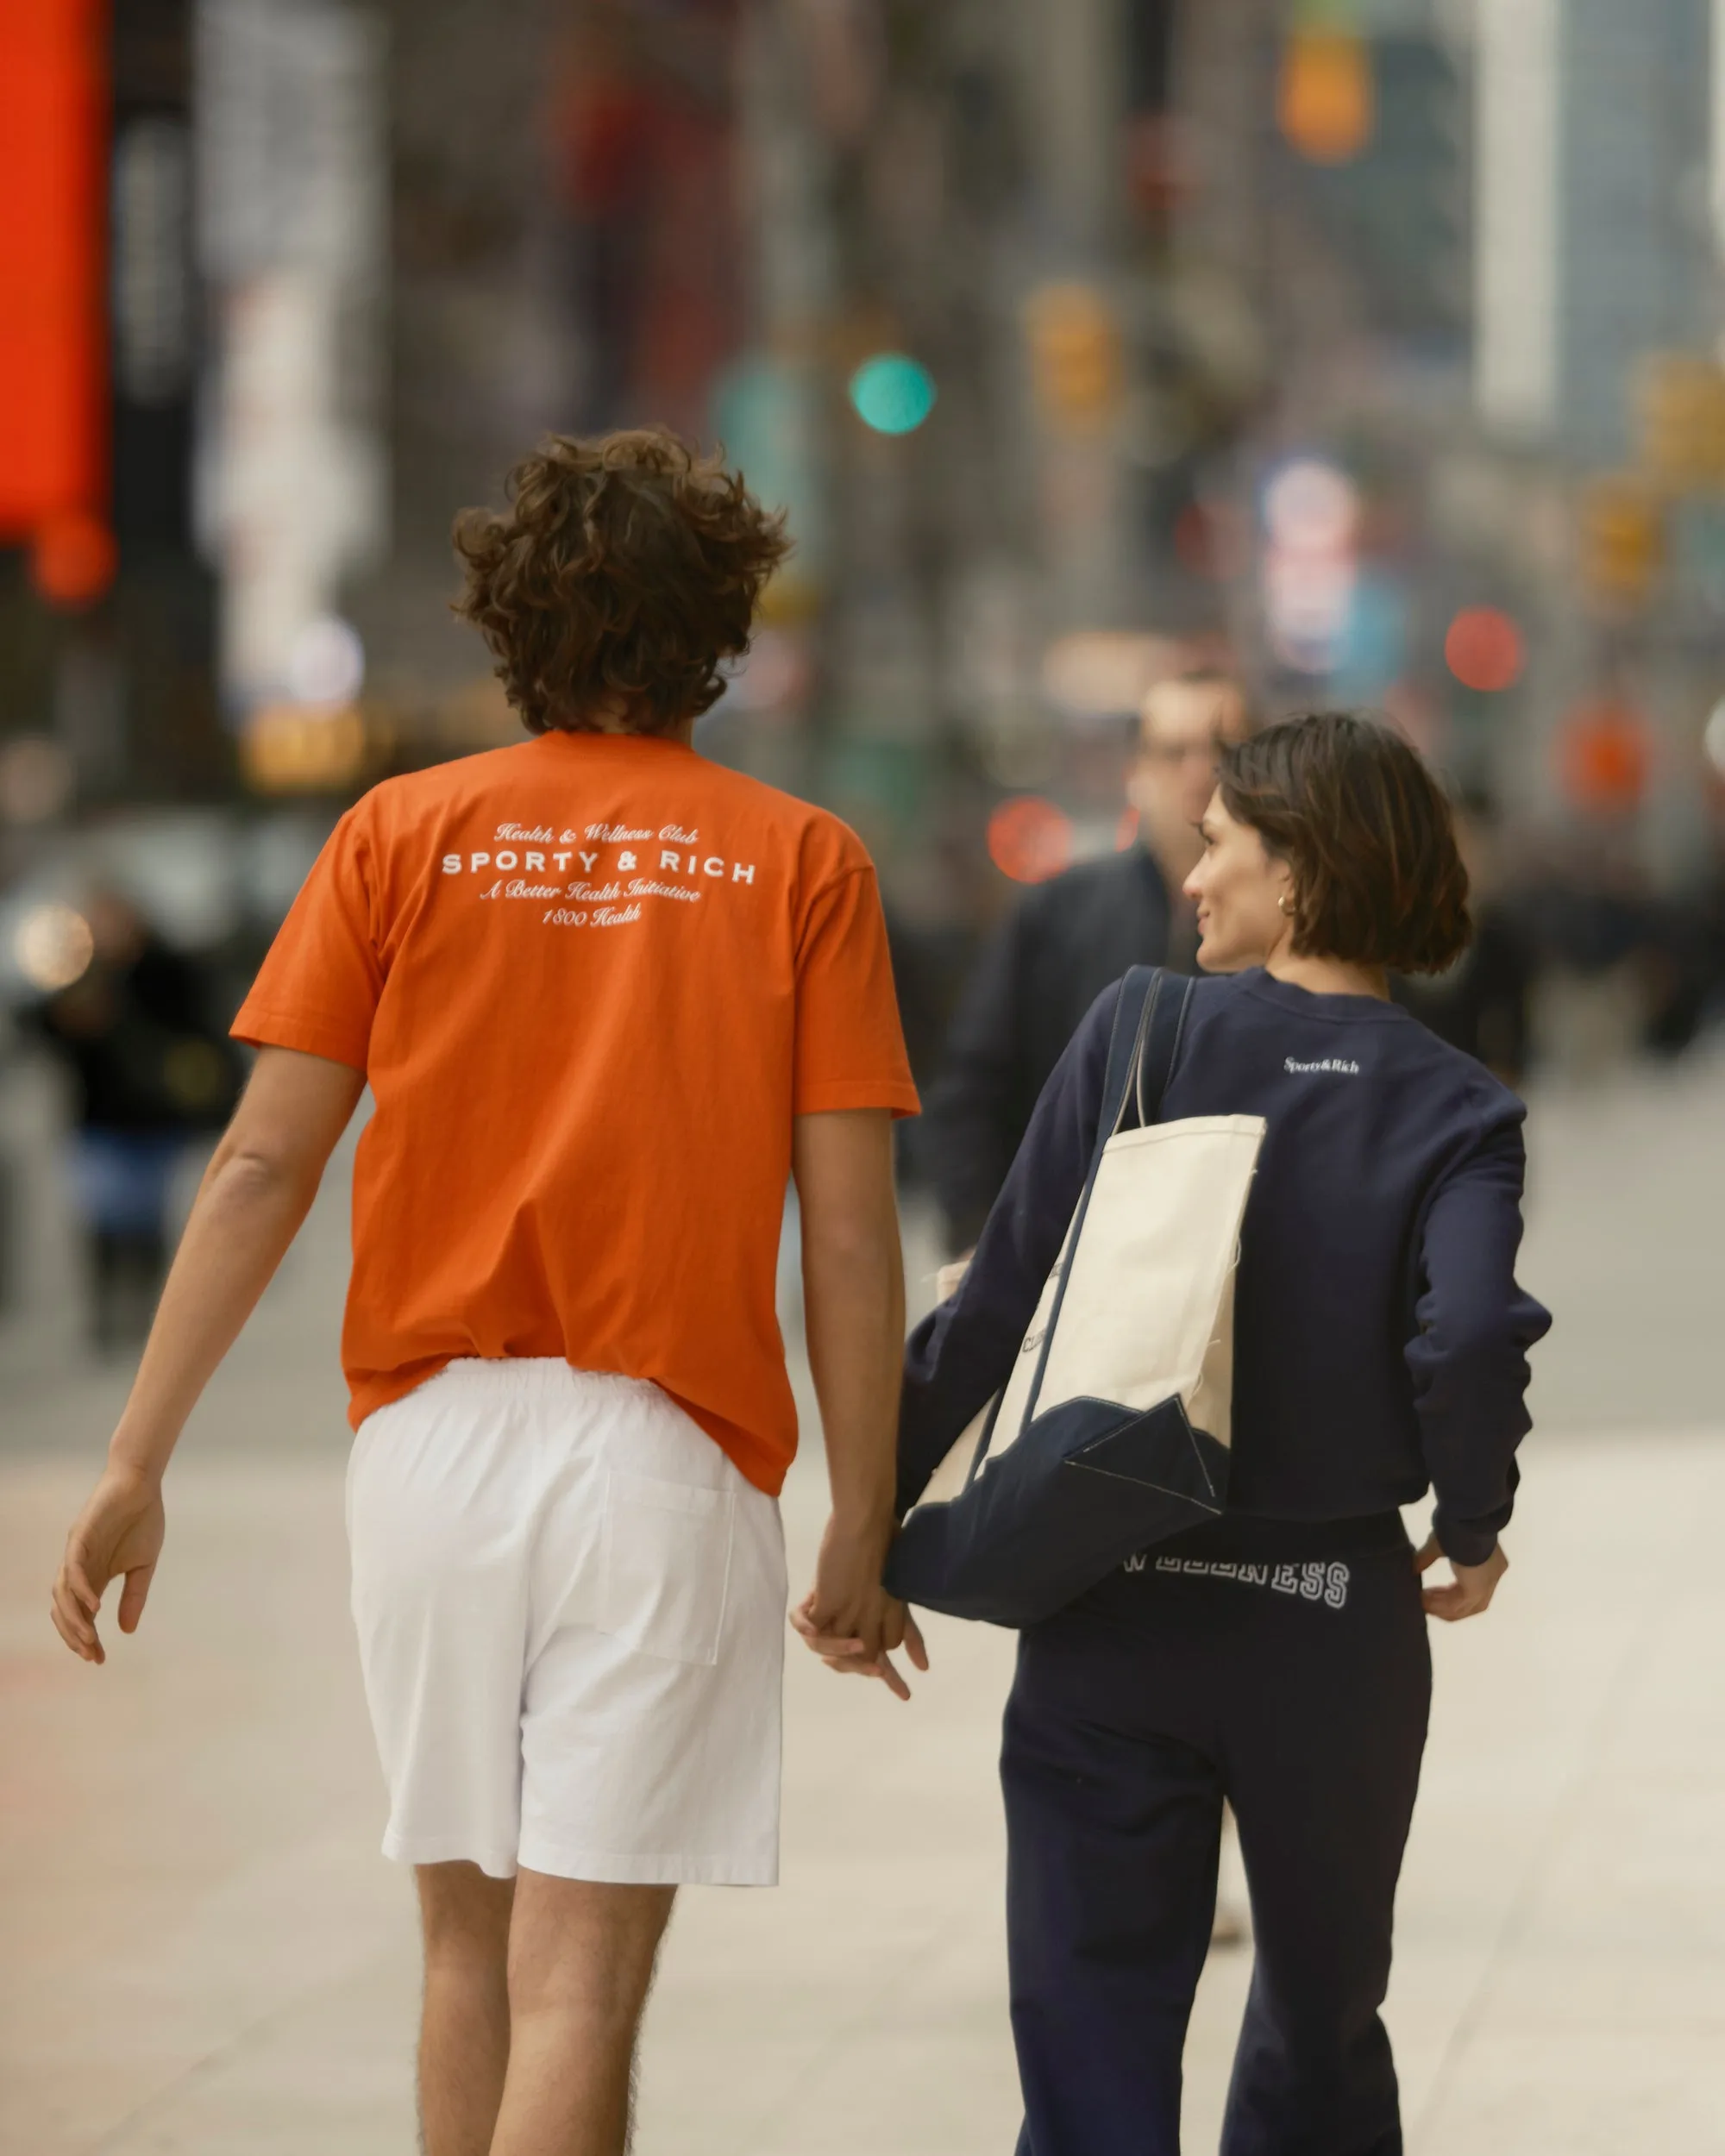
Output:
(286, 617), (367, 710)
(1263, 458), (1360, 676)
(1559, 700), (1653, 813)
(1041, 631), (1180, 722)
(848, 354), (937, 436)
(241, 706), (369, 796)
(1023, 283), (1125, 433)
(1445, 607), (1525, 693)
(1705, 698), (1725, 777)
(28, 509), (116, 608)
(987, 796), (1074, 885)
(1277, 28), (1374, 166)
(14, 902), (94, 993)
(0, 736), (76, 826)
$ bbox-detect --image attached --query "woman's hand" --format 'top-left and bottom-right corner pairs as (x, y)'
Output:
(51, 1465), (166, 1664)
(1414, 1533), (1508, 1620)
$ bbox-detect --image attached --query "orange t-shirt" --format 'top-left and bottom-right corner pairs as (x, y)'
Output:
(232, 729), (919, 1494)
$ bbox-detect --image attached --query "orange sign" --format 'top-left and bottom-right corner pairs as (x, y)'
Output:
(0, 0), (108, 539)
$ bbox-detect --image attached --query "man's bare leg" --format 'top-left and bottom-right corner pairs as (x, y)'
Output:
(489, 1871), (675, 2156)
(416, 1862), (516, 2156)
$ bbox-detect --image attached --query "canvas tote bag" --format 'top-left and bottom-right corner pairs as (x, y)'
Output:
(886, 968), (1266, 1627)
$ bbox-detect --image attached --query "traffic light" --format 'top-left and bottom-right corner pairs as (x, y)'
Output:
(1577, 473), (1663, 605)
(1023, 282), (1125, 434)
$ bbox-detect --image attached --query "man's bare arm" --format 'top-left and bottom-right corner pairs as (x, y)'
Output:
(791, 1107), (926, 1694)
(50, 1047), (365, 1662)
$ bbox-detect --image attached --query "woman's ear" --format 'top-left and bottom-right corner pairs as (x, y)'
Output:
(1264, 848), (1298, 937)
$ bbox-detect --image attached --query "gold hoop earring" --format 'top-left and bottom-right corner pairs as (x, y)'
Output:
(1276, 893), (1294, 917)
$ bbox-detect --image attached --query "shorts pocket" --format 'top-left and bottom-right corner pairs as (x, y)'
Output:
(599, 1471), (736, 1665)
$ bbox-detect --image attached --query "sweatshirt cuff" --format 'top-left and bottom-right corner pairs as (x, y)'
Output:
(1433, 1515), (1501, 1568)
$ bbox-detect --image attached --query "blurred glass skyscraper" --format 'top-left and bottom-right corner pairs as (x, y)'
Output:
(1477, 0), (1717, 461)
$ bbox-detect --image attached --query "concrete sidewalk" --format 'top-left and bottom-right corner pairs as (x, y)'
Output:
(5, 1424), (1723, 2156)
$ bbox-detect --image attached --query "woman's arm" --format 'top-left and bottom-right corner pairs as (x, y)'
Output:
(1404, 1113), (1552, 1570)
(897, 983), (1117, 1513)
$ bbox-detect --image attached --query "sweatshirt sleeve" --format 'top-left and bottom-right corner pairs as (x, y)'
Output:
(1404, 1111), (1552, 1564)
(896, 984), (1116, 1515)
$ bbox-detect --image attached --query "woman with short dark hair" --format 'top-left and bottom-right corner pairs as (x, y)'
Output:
(892, 711), (1552, 2155)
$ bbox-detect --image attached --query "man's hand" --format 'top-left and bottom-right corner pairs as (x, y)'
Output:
(803, 1514), (900, 1658)
(794, 1512), (929, 1700)
(51, 1465), (166, 1664)
(1414, 1533), (1508, 1621)
(791, 1578), (929, 1702)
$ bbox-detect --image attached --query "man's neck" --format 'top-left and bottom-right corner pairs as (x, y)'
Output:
(581, 696), (698, 746)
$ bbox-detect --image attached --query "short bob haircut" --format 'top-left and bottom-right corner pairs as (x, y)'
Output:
(1216, 711), (1471, 975)
(452, 427), (791, 736)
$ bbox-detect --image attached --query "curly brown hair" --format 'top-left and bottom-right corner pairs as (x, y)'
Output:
(1216, 711), (1471, 975)
(451, 428), (792, 736)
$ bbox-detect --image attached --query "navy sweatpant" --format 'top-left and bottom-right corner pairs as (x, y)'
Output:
(1002, 1512), (1432, 2156)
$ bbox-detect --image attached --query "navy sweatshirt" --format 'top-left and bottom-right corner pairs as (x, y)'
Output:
(900, 968), (1552, 1566)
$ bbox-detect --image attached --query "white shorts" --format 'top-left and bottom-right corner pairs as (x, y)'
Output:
(346, 1359), (787, 1885)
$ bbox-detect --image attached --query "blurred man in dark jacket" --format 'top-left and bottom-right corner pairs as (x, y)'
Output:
(925, 668), (1250, 1252)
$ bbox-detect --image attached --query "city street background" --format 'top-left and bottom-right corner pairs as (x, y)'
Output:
(3, 1044), (1723, 2156)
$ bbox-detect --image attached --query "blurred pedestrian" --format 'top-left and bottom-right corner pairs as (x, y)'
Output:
(50, 429), (923, 2156)
(821, 713), (1551, 2156)
(924, 667), (1249, 1253)
(28, 889), (238, 1350)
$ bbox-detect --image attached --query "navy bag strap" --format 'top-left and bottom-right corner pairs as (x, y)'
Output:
(1131, 964), (1195, 1135)
(1000, 966), (1195, 1449)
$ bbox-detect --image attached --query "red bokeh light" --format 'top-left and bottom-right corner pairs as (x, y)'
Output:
(1444, 607), (1524, 693)
(30, 508), (116, 606)
(988, 797), (1074, 885)
(1558, 700), (1651, 813)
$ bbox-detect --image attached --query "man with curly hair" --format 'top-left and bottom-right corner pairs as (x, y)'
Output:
(50, 429), (924, 2155)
